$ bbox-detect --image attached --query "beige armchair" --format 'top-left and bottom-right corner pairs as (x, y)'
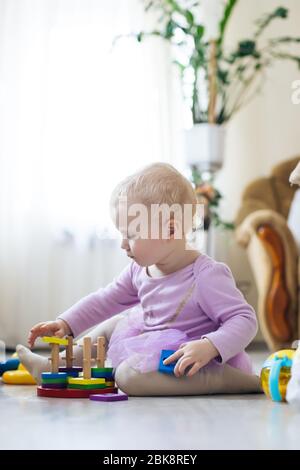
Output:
(235, 157), (300, 351)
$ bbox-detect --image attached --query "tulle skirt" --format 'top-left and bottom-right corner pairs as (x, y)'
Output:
(106, 306), (189, 373)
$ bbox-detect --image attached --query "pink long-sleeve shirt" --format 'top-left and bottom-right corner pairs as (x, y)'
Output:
(58, 253), (258, 373)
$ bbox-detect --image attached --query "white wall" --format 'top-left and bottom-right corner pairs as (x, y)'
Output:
(217, 0), (300, 218)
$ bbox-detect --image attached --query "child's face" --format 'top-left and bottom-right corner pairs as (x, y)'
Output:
(120, 233), (172, 267)
(116, 202), (182, 267)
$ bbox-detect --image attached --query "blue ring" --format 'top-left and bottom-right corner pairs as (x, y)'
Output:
(269, 355), (292, 402)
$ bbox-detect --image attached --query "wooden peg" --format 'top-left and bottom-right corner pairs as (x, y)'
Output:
(65, 336), (74, 369)
(96, 336), (106, 368)
(51, 343), (60, 373)
(83, 337), (92, 380)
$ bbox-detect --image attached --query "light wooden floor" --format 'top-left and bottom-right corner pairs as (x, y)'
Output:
(1, 348), (300, 450)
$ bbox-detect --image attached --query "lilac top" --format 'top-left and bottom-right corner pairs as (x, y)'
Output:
(58, 254), (258, 373)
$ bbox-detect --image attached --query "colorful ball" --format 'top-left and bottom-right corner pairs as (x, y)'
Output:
(260, 349), (295, 402)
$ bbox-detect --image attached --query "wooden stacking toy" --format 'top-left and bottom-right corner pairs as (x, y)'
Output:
(37, 335), (127, 401)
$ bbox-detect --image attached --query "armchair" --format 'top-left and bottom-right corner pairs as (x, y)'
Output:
(235, 157), (300, 351)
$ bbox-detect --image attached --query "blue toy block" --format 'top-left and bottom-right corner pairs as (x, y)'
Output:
(41, 372), (68, 380)
(60, 370), (79, 378)
(59, 367), (82, 377)
(158, 350), (177, 375)
(0, 358), (20, 376)
(91, 371), (114, 380)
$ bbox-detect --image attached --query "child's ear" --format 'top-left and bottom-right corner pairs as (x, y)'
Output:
(168, 219), (175, 237)
(169, 221), (175, 236)
(169, 218), (182, 239)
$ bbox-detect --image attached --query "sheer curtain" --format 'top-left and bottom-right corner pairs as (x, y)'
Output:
(0, 0), (184, 346)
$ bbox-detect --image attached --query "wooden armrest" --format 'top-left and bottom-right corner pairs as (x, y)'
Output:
(257, 224), (293, 343)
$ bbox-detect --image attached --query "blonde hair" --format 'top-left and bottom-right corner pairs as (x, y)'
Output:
(110, 163), (197, 234)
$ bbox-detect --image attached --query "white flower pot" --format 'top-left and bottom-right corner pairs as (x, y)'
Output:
(185, 123), (226, 172)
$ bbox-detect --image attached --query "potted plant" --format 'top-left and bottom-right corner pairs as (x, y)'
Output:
(133, 1), (300, 170)
(192, 166), (234, 231)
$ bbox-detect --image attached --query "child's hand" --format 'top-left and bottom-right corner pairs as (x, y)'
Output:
(163, 338), (219, 378)
(28, 319), (72, 348)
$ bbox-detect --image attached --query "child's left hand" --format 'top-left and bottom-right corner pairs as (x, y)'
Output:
(163, 338), (219, 378)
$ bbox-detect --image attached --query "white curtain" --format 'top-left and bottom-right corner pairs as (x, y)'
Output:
(0, 0), (184, 347)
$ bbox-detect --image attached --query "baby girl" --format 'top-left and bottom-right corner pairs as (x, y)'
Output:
(17, 163), (261, 395)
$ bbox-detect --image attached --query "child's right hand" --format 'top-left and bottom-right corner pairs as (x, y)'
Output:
(28, 319), (72, 348)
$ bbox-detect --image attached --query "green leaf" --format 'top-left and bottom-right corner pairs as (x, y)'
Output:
(255, 6), (289, 38)
(219, 0), (239, 46)
(195, 25), (204, 41)
(173, 60), (186, 73)
(185, 10), (194, 26)
(134, 30), (167, 44)
(271, 51), (300, 69)
(165, 20), (175, 39)
(237, 40), (257, 57)
(269, 36), (300, 45)
(144, 1), (154, 12)
(218, 69), (229, 84)
(237, 64), (247, 72)
(274, 7), (288, 18)
(165, 0), (185, 15)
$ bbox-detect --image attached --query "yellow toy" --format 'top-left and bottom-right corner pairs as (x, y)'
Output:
(41, 336), (69, 346)
(68, 377), (105, 386)
(2, 362), (36, 385)
(260, 349), (295, 402)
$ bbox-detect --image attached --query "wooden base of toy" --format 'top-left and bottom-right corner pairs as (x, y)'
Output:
(37, 386), (118, 398)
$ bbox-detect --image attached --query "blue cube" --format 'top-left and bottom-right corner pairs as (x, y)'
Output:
(158, 350), (177, 375)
